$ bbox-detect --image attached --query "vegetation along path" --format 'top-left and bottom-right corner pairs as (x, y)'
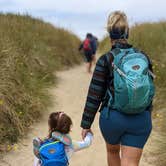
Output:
(0, 60), (161, 166)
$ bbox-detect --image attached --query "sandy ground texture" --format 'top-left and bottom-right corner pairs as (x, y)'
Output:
(0, 62), (157, 166)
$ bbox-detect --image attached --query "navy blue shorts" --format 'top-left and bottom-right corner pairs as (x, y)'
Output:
(84, 50), (93, 62)
(99, 107), (152, 149)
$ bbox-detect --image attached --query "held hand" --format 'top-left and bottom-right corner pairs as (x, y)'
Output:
(81, 128), (93, 139)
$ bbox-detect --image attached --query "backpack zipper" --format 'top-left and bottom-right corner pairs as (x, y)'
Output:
(39, 141), (60, 152)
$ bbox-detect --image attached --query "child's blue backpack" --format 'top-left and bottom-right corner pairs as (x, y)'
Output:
(39, 139), (68, 166)
(105, 47), (155, 114)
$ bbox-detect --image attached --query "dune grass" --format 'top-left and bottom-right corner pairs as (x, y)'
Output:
(0, 13), (82, 147)
(99, 21), (166, 166)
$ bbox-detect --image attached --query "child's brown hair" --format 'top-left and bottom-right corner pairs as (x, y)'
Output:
(48, 112), (72, 138)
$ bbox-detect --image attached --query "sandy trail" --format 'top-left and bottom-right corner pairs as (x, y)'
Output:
(1, 62), (154, 166)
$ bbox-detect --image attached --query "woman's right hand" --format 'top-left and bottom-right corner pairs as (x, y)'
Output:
(81, 128), (93, 139)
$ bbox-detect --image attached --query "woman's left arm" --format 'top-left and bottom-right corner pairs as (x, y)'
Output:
(80, 55), (109, 130)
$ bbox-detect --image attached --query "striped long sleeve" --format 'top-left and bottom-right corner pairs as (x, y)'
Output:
(81, 55), (109, 129)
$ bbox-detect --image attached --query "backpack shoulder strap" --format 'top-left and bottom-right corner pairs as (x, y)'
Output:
(104, 48), (121, 98)
(105, 48), (121, 74)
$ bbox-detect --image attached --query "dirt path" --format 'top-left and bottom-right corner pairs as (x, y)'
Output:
(1, 62), (155, 166)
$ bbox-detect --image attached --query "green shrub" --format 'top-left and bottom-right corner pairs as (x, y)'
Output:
(0, 13), (82, 145)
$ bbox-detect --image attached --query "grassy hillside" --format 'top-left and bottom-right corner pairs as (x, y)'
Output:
(0, 13), (82, 147)
(99, 22), (166, 166)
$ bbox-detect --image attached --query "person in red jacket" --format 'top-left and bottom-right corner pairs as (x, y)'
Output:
(79, 33), (94, 73)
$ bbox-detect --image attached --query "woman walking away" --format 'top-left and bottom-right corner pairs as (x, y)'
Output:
(80, 11), (155, 166)
(33, 112), (93, 166)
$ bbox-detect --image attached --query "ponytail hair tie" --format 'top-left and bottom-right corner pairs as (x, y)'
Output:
(59, 112), (65, 119)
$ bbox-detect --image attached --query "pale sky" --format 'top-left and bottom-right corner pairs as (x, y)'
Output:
(0, 0), (166, 39)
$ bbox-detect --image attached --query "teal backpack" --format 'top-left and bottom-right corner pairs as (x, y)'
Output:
(105, 47), (155, 114)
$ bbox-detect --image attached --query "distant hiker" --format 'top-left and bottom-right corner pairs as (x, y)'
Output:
(33, 112), (93, 166)
(79, 33), (94, 73)
(80, 11), (155, 166)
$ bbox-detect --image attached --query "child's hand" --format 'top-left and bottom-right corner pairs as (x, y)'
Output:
(81, 128), (93, 139)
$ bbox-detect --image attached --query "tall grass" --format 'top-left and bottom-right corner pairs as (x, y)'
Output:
(0, 13), (82, 146)
(99, 21), (166, 165)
